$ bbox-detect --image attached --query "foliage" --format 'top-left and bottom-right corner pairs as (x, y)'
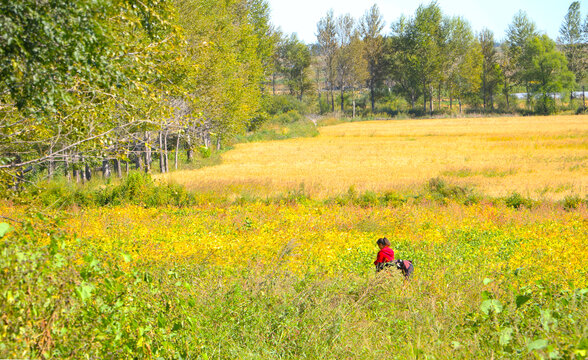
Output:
(1, 198), (586, 358)
(521, 35), (575, 114)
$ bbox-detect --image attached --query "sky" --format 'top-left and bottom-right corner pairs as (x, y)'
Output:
(266, 0), (588, 44)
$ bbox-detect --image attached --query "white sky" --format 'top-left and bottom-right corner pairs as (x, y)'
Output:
(267, 0), (588, 44)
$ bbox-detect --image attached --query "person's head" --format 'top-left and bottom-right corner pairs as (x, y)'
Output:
(376, 237), (391, 249)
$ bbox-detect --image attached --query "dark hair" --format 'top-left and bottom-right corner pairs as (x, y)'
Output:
(376, 237), (391, 247)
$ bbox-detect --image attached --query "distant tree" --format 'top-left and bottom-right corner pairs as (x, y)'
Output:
(505, 11), (538, 107)
(278, 34), (313, 100)
(317, 10), (338, 112)
(558, 2), (586, 87)
(388, 16), (422, 109)
(444, 17), (481, 112)
(359, 4), (385, 113)
(334, 14), (355, 112)
(521, 35), (575, 114)
(479, 29), (503, 110)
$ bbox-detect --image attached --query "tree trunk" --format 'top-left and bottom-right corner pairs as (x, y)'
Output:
(125, 161), (129, 175)
(423, 80), (427, 113)
(164, 130), (169, 173)
(64, 153), (70, 182)
(429, 86), (433, 114)
(115, 158), (122, 178)
(450, 95), (453, 110)
(459, 97), (462, 113)
(144, 132), (151, 173)
(438, 83), (442, 111)
(102, 160), (111, 179)
(583, 86), (586, 110)
(159, 131), (165, 173)
(186, 133), (193, 162)
(175, 131), (181, 170)
(370, 84), (376, 114)
(48, 159), (54, 180)
(216, 134), (221, 151)
(340, 86), (344, 113)
(85, 164), (92, 182)
(330, 85), (335, 112)
(73, 156), (80, 184)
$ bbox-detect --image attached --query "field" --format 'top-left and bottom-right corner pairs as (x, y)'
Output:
(2, 115), (588, 359)
(163, 115), (588, 200)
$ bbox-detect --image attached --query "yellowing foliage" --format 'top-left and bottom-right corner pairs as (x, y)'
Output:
(162, 115), (588, 200)
(58, 202), (588, 288)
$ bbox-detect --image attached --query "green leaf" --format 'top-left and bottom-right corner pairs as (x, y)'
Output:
(499, 327), (513, 346)
(516, 295), (531, 308)
(480, 299), (502, 315)
(0, 223), (13, 238)
(122, 253), (132, 263)
(483, 278), (494, 285)
(528, 339), (548, 352)
(75, 283), (94, 303)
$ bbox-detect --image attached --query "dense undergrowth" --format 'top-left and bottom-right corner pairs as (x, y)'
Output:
(13, 172), (587, 212)
(1, 200), (587, 359)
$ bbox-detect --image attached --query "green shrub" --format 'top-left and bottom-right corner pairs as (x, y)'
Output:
(505, 192), (534, 209)
(561, 195), (584, 210)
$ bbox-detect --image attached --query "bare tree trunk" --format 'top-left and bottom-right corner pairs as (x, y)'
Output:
(125, 161), (129, 175)
(450, 94), (452, 110)
(73, 155), (80, 184)
(64, 153), (70, 182)
(438, 83), (441, 111)
(164, 130), (169, 173)
(115, 158), (122, 178)
(459, 97), (462, 114)
(216, 134), (221, 151)
(85, 164), (92, 182)
(102, 160), (111, 179)
(429, 86), (433, 114)
(340, 86), (344, 113)
(144, 132), (151, 173)
(186, 132), (193, 162)
(159, 131), (165, 173)
(423, 80), (427, 113)
(175, 131), (181, 170)
(47, 159), (54, 180)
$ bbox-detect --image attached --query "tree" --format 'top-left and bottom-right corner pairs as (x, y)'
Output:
(359, 4), (385, 112)
(521, 35), (575, 114)
(412, 3), (445, 113)
(479, 29), (503, 110)
(317, 10), (338, 112)
(334, 14), (355, 112)
(278, 34), (313, 100)
(558, 2), (586, 88)
(505, 11), (538, 107)
(444, 17), (481, 112)
(388, 16), (422, 109)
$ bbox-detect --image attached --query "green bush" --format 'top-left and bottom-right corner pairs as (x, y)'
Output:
(505, 192), (534, 209)
(561, 195), (584, 210)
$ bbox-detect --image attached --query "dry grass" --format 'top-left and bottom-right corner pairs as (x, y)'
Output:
(161, 115), (588, 200)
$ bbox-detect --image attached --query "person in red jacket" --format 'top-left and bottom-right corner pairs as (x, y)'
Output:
(374, 237), (395, 272)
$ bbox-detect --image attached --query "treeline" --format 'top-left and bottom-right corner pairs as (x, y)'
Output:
(0, 0), (274, 190)
(1, 1), (587, 191)
(272, 2), (587, 116)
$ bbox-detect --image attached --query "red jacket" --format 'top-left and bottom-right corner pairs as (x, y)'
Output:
(374, 246), (395, 265)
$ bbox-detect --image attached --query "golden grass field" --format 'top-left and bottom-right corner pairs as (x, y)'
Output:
(163, 115), (588, 200)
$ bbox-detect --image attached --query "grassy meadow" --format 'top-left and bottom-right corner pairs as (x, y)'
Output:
(1, 115), (588, 359)
(163, 115), (588, 200)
